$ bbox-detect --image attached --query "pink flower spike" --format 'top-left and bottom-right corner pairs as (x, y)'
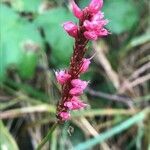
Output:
(59, 112), (70, 120)
(84, 31), (98, 40)
(63, 21), (78, 38)
(55, 70), (71, 84)
(72, 1), (83, 19)
(71, 79), (88, 90)
(88, 0), (103, 14)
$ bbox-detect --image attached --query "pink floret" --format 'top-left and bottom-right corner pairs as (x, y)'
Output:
(80, 58), (91, 73)
(69, 87), (84, 95)
(71, 79), (88, 89)
(88, 0), (103, 14)
(84, 31), (98, 40)
(83, 10), (109, 40)
(55, 70), (71, 84)
(72, 1), (83, 19)
(64, 96), (87, 110)
(70, 79), (88, 95)
(59, 111), (70, 120)
(63, 21), (78, 38)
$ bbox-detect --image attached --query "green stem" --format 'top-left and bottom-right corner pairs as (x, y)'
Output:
(36, 122), (58, 150)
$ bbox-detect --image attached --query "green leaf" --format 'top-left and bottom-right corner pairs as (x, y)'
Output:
(0, 4), (43, 80)
(74, 109), (149, 150)
(18, 48), (39, 79)
(103, 0), (139, 34)
(0, 120), (19, 150)
(34, 7), (75, 68)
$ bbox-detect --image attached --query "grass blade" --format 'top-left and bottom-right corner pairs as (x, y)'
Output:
(74, 108), (149, 150)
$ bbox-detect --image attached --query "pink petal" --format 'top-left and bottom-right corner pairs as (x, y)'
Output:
(59, 112), (70, 120)
(92, 11), (104, 21)
(65, 96), (87, 110)
(72, 99), (87, 109)
(97, 28), (109, 36)
(70, 96), (80, 102)
(84, 31), (98, 40)
(69, 87), (83, 95)
(84, 20), (94, 30)
(64, 101), (73, 109)
(72, 1), (83, 19)
(80, 58), (91, 73)
(84, 20), (102, 30)
(55, 70), (71, 84)
(71, 79), (88, 89)
(63, 21), (78, 38)
(88, 0), (103, 14)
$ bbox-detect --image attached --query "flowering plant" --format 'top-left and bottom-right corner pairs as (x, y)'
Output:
(55, 0), (109, 122)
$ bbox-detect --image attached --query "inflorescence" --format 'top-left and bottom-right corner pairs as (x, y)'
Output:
(55, 0), (109, 122)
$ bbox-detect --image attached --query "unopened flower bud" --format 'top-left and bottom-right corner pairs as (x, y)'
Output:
(92, 11), (104, 21)
(63, 21), (78, 38)
(64, 96), (87, 110)
(80, 58), (91, 73)
(55, 70), (71, 84)
(97, 28), (109, 36)
(88, 0), (103, 14)
(69, 87), (84, 95)
(59, 111), (70, 120)
(80, 53), (96, 73)
(72, 1), (83, 19)
(84, 31), (98, 40)
(71, 79), (88, 89)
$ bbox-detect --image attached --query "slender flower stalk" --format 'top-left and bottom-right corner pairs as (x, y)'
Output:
(36, 123), (58, 150)
(56, 0), (109, 122)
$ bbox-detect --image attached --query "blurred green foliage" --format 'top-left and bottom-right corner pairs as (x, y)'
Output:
(74, 109), (148, 150)
(34, 7), (75, 67)
(10, 0), (41, 12)
(0, 121), (19, 150)
(103, 0), (139, 34)
(0, 4), (43, 80)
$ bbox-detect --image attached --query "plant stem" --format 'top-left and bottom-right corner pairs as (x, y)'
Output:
(36, 122), (58, 150)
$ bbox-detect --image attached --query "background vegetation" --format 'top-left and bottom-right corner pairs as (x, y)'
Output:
(0, 0), (150, 150)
